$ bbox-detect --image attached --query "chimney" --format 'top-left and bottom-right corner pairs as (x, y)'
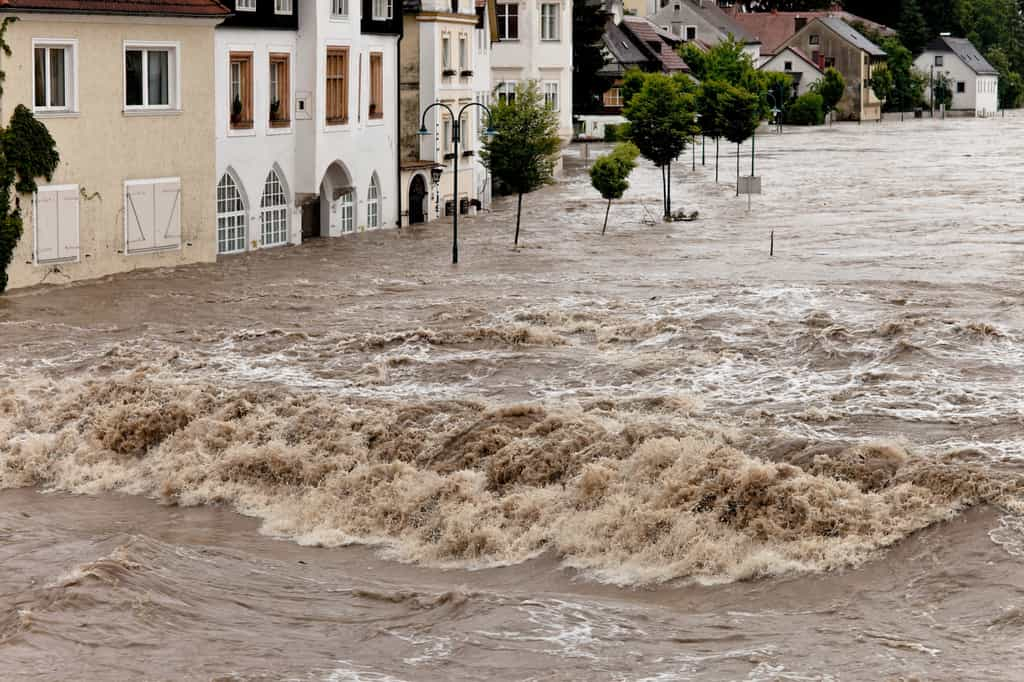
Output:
(794, 16), (807, 32)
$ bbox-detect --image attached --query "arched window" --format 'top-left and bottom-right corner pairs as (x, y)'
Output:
(339, 190), (354, 233)
(260, 169), (288, 247)
(367, 174), (380, 229)
(216, 173), (247, 254)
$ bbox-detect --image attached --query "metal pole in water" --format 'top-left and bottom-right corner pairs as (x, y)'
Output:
(770, 230), (774, 256)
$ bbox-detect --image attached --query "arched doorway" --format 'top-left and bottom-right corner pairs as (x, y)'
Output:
(320, 162), (354, 237)
(408, 174), (426, 225)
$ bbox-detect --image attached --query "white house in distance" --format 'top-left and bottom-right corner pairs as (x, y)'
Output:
(215, 0), (403, 258)
(758, 46), (823, 97)
(491, 0), (573, 141)
(915, 35), (999, 117)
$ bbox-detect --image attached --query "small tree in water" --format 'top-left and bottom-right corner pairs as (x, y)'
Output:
(622, 72), (696, 218)
(813, 67), (846, 123)
(589, 142), (639, 234)
(719, 84), (760, 196)
(480, 81), (561, 247)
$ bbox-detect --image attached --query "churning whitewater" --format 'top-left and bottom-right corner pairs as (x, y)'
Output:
(3, 118), (1024, 680)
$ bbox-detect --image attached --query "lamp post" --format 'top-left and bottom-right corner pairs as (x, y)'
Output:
(419, 101), (496, 265)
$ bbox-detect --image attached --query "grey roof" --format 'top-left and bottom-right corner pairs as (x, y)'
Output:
(602, 20), (648, 68)
(818, 16), (885, 57)
(648, 0), (759, 46)
(925, 36), (998, 75)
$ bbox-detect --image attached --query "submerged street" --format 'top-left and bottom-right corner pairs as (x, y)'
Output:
(2, 117), (1024, 680)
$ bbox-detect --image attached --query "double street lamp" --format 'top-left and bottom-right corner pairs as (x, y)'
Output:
(418, 101), (496, 265)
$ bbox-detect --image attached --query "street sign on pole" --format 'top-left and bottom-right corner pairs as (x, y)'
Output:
(738, 175), (762, 211)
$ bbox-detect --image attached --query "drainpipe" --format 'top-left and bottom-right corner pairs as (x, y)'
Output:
(395, 26), (403, 229)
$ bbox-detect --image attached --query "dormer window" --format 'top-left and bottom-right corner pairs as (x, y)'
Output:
(809, 34), (820, 45)
(784, 60), (793, 70)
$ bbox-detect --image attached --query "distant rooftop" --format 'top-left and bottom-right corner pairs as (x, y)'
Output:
(925, 35), (998, 75)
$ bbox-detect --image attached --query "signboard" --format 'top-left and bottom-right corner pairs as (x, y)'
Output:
(738, 175), (762, 195)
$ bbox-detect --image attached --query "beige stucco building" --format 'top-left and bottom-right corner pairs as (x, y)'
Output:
(0, 0), (227, 290)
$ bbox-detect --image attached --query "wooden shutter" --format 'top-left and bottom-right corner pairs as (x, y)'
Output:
(126, 182), (155, 253)
(34, 189), (60, 262)
(326, 48), (348, 125)
(369, 53), (383, 118)
(154, 180), (181, 250)
(57, 188), (79, 260)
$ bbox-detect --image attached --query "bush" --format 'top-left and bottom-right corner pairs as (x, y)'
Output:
(603, 123), (623, 142)
(786, 92), (825, 126)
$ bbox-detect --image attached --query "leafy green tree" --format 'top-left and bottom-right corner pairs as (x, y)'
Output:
(897, 0), (931, 55)
(589, 142), (639, 234)
(1, 18), (61, 294)
(931, 72), (954, 109)
(572, 1), (612, 115)
(759, 71), (795, 120)
(869, 63), (895, 107)
(880, 36), (927, 111)
(622, 72), (697, 218)
(719, 84), (760, 195)
(480, 81), (561, 247)
(785, 92), (825, 125)
(696, 79), (729, 183)
(812, 67), (846, 121)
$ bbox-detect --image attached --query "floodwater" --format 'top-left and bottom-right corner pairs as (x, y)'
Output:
(2, 116), (1024, 680)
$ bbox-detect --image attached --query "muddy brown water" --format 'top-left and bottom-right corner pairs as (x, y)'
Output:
(2, 117), (1024, 680)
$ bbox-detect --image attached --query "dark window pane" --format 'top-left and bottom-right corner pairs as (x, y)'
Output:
(34, 48), (46, 107)
(148, 50), (169, 105)
(126, 50), (143, 105)
(49, 49), (66, 108)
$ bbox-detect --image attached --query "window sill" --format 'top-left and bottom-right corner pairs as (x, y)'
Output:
(540, 38), (561, 42)
(123, 108), (182, 117)
(330, 15), (351, 21)
(228, 127), (257, 138)
(33, 109), (80, 119)
(325, 120), (351, 132)
(266, 126), (293, 136)
(442, 69), (458, 77)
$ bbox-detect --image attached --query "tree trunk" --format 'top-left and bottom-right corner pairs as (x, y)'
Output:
(660, 165), (667, 217)
(602, 198), (611, 234)
(666, 161), (672, 218)
(736, 143), (740, 197)
(715, 138), (720, 183)
(514, 192), (523, 247)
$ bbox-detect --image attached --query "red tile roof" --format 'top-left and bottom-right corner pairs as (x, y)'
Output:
(729, 10), (893, 55)
(0, 0), (230, 16)
(621, 16), (689, 73)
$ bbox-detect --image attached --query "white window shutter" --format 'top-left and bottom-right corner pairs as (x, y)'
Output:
(58, 188), (79, 260)
(126, 182), (155, 253)
(154, 180), (181, 250)
(34, 190), (60, 262)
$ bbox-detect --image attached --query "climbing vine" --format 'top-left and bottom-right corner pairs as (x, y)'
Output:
(0, 17), (60, 293)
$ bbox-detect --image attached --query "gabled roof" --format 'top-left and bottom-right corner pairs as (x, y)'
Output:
(730, 9), (892, 55)
(759, 45), (823, 74)
(650, 0), (758, 46)
(924, 36), (998, 75)
(817, 16), (885, 57)
(0, 0), (229, 16)
(602, 19), (649, 68)
(621, 15), (689, 72)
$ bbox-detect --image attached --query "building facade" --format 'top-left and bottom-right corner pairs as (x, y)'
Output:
(780, 17), (885, 122)
(1, 0), (228, 290)
(490, 0), (573, 140)
(399, 0), (495, 227)
(915, 36), (998, 117)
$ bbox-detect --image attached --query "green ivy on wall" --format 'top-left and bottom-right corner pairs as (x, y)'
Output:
(0, 17), (61, 293)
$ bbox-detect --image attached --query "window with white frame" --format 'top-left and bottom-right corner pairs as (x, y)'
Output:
(33, 42), (75, 112)
(367, 176), (380, 229)
(125, 178), (181, 253)
(372, 0), (393, 20)
(495, 81), (516, 104)
(339, 190), (354, 233)
(332, 0), (348, 17)
(216, 173), (247, 254)
(236, 0), (256, 10)
(34, 184), (79, 263)
(275, 0), (293, 15)
(540, 4), (559, 41)
(497, 3), (518, 40)
(442, 118), (452, 155)
(543, 81), (559, 110)
(260, 170), (289, 247)
(935, 55), (943, 67)
(125, 43), (177, 109)
(459, 35), (468, 70)
(443, 35), (451, 70)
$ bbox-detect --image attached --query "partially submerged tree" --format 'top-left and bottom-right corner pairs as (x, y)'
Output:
(718, 84), (760, 195)
(813, 67), (845, 123)
(481, 81), (561, 248)
(696, 80), (728, 183)
(622, 72), (696, 218)
(932, 72), (955, 110)
(589, 142), (639, 234)
(1, 18), (61, 293)
(869, 63), (895, 110)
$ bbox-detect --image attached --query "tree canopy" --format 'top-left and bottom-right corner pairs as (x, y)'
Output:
(480, 81), (561, 246)
(590, 142), (640, 234)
